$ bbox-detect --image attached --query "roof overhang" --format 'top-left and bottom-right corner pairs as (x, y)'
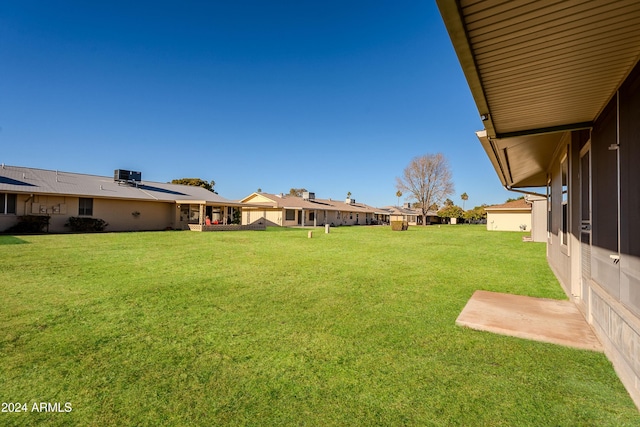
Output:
(175, 200), (248, 207)
(484, 207), (531, 212)
(437, 0), (640, 188)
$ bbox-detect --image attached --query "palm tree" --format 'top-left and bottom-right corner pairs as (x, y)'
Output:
(461, 192), (469, 224)
(396, 190), (403, 207)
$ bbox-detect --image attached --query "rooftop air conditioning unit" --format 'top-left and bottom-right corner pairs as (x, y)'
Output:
(114, 169), (142, 183)
(303, 192), (315, 200)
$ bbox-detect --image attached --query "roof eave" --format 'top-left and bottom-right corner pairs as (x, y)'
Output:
(476, 130), (509, 188)
(436, 0), (497, 138)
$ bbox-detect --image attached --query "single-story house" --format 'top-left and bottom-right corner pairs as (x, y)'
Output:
(379, 204), (441, 225)
(438, 0), (640, 407)
(0, 165), (247, 232)
(485, 199), (532, 232)
(485, 196), (547, 241)
(239, 192), (384, 227)
(380, 204), (419, 225)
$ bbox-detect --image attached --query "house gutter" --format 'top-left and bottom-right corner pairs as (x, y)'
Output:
(505, 186), (547, 199)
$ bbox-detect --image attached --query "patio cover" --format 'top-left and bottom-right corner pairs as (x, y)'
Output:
(437, 0), (640, 188)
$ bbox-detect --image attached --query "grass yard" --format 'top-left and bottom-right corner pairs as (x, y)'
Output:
(1, 225), (638, 426)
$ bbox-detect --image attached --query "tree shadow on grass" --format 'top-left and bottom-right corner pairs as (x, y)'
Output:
(0, 235), (30, 245)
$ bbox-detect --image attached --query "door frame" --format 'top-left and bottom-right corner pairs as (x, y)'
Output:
(579, 141), (592, 316)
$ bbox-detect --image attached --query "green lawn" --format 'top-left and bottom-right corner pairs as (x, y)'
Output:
(1, 225), (638, 426)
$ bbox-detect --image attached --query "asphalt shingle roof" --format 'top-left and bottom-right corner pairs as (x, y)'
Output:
(0, 165), (236, 204)
(244, 193), (381, 213)
(485, 199), (531, 211)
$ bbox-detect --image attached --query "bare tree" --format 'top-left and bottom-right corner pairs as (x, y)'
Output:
(396, 153), (454, 225)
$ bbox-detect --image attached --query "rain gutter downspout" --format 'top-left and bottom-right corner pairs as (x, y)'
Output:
(24, 194), (34, 214)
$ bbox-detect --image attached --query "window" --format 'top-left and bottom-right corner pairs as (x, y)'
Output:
(561, 155), (568, 246)
(79, 198), (93, 216)
(1, 193), (17, 214)
(309, 211), (315, 221)
(180, 205), (189, 222)
(285, 209), (295, 221)
(189, 205), (200, 222)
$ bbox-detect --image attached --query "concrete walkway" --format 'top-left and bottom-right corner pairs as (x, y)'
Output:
(456, 290), (603, 352)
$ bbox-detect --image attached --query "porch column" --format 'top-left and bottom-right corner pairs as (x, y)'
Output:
(199, 204), (204, 226)
(301, 209), (305, 227)
(314, 209), (317, 227)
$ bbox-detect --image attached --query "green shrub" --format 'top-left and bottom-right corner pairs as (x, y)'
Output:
(232, 209), (241, 225)
(4, 215), (50, 233)
(65, 217), (108, 232)
(390, 220), (408, 231)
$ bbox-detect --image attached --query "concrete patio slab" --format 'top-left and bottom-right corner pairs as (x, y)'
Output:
(456, 290), (603, 352)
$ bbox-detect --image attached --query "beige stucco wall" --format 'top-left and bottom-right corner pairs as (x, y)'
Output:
(1, 194), (176, 232)
(91, 198), (175, 231)
(244, 208), (282, 226)
(486, 210), (531, 232)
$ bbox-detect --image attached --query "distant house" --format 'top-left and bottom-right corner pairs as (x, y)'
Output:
(380, 204), (419, 225)
(380, 204), (441, 225)
(0, 165), (246, 232)
(485, 199), (531, 232)
(485, 196), (547, 241)
(239, 192), (384, 227)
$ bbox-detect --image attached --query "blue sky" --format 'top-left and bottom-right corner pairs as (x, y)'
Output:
(0, 1), (513, 208)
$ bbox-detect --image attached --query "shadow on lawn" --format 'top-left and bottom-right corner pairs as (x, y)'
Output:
(0, 235), (30, 245)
